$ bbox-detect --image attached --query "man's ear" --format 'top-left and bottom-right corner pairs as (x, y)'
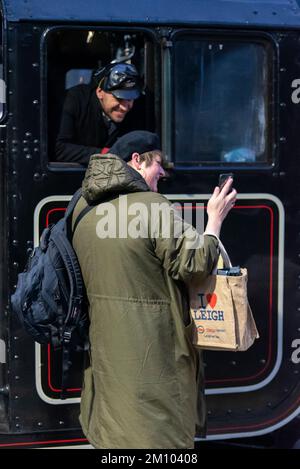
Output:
(130, 152), (142, 169)
(96, 87), (104, 101)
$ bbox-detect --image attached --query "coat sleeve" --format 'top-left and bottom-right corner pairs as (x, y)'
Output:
(152, 201), (219, 285)
(55, 89), (100, 165)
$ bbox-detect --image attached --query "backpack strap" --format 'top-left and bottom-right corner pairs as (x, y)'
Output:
(71, 191), (121, 238)
(72, 204), (95, 236)
(50, 226), (85, 398)
(64, 188), (93, 242)
(64, 188), (82, 220)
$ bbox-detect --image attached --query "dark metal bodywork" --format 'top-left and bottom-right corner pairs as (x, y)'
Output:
(0, 0), (299, 448)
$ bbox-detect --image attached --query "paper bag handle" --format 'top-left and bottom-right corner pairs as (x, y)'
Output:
(212, 240), (232, 274)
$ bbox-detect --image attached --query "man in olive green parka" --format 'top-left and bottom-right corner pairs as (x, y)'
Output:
(72, 131), (236, 449)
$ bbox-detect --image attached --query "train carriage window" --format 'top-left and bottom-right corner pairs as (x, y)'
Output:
(46, 29), (156, 166)
(173, 37), (270, 164)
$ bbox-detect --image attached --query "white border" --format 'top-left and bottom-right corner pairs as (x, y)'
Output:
(33, 193), (291, 437)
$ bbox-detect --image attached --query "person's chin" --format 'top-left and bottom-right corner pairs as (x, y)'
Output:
(111, 112), (126, 123)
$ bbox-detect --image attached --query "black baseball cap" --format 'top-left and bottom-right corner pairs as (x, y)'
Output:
(99, 63), (141, 100)
(109, 131), (161, 161)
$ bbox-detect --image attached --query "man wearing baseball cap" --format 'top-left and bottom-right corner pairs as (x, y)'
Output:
(55, 62), (142, 165)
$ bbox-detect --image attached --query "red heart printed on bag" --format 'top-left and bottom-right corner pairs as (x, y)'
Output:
(206, 293), (217, 308)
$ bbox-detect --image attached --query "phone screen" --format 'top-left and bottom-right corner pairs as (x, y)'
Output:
(218, 173), (234, 191)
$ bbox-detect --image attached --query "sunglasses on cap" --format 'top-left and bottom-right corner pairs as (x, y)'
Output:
(104, 63), (139, 91)
(95, 63), (141, 100)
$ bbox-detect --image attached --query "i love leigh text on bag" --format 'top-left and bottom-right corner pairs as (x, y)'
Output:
(189, 241), (259, 351)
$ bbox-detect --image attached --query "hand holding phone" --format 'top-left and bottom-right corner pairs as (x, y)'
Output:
(205, 173), (237, 237)
(219, 173), (234, 191)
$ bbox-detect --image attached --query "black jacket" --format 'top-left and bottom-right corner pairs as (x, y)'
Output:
(55, 84), (126, 165)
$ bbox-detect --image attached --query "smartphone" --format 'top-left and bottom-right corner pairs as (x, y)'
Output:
(218, 173), (234, 191)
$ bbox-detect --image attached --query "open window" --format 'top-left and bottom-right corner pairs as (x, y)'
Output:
(173, 34), (272, 165)
(45, 29), (157, 167)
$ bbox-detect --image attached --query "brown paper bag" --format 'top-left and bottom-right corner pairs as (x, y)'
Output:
(189, 242), (259, 351)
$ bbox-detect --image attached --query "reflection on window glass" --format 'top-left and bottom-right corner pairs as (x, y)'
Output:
(65, 69), (93, 89)
(174, 39), (269, 163)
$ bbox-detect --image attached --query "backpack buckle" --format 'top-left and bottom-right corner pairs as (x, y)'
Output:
(70, 296), (83, 321)
(62, 329), (72, 344)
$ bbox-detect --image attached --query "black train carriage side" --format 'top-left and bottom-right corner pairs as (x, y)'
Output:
(0, 0), (300, 449)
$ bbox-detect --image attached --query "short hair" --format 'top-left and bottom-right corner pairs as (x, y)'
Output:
(138, 150), (167, 168)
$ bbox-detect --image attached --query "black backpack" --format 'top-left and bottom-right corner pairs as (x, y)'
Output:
(11, 188), (94, 398)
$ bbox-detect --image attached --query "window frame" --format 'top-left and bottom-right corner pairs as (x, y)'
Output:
(40, 25), (159, 173)
(169, 29), (277, 171)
